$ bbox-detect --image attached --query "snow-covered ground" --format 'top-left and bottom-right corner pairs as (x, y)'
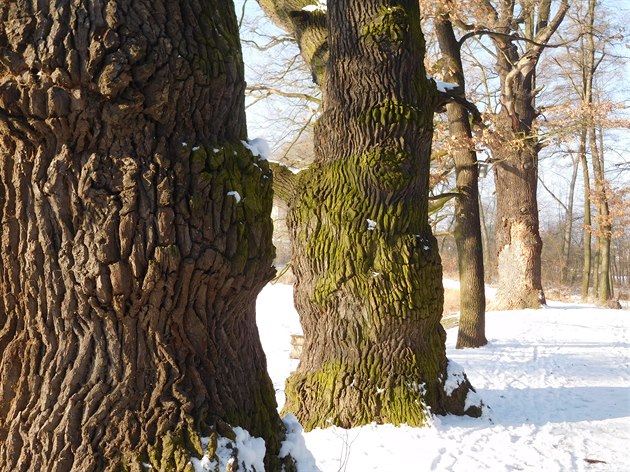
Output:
(255, 283), (630, 472)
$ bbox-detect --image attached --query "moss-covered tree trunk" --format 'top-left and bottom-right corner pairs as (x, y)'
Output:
(0, 1), (283, 470)
(281, 0), (479, 430)
(434, 11), (487, 349)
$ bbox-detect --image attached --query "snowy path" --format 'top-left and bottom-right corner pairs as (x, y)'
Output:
(256, 285), (630, 472)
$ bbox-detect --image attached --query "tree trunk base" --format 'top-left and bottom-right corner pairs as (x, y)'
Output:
(283, 355), (482, 431)
(493, 223), (545, 310)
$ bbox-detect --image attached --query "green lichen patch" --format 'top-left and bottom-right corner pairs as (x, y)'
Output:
(357, 148), (414, 192)
(178, 142), (275, 275)
(359, 99), (427, 129)
(361, 5), (411, 50)
(289, 9), (328, 84)
(142, 426), (198, 472)
(284, 356), (436, 431)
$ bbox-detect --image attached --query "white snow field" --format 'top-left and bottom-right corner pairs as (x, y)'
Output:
(254, 283), (630, 472)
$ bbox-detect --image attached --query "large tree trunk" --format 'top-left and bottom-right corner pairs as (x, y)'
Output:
(490, 40), (546, 309)
(434, 13), (486, 349)
(493, 125), (545, 309)
(282, 0), (479, 430)
(0, 1), (283, 470)
(491, 33), (545, 309)
(458, 0), (568, 310)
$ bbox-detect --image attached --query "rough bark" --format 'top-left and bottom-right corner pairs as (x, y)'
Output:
(434, 11), (487, 349)
(464, 0), (568, 310)
(493, 135), (545, 309)
(0, 1), (283, 470)
(281, 0), (480, 430)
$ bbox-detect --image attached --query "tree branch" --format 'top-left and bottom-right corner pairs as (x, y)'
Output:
(247, 85), (321, 105)
(538, 175), (568, 213)
(240, 36), (296, 51)
(435, 88), (484, 127)
(458, 28), (577, 50)
(269, 161), (300, 204)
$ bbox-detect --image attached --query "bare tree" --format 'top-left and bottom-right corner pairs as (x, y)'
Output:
(539, 0), (627, 302)
(452, 0), (569, 309)
(238, 1), (321, 150)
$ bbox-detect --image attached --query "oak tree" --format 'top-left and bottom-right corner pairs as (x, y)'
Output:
(453, 0), (569, 309)
(260, 0), (480, 429)
(0, 1), (284, 469)
(434, 3), (487, 348)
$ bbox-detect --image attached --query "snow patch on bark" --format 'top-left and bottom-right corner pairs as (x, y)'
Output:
(242, 138), (270, 160)
(227, 191), (242, 203)
(191, 427), (265, 472)
(426, 74), (459, 93)
(280, 414), (319, 471)
(444, 359), (467, 396)
(302, 0), (327, 12)
(267, 159), (303, 174)
(464, 389), (483, 412)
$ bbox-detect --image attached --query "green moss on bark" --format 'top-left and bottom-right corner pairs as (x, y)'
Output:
(359, 99), (430, 129)
(284, 356), (437, 430)
(284, 146), (454, 429)
(362, 5), (410, 46)
(183, 142), (276, 273)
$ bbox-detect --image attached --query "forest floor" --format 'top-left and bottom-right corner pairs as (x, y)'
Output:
(252, 282), (630, 472)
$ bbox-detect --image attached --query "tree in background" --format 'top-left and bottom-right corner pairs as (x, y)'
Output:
(260, 0), (480, 430)
(582, 0), (612, 305)
(434, 2), (487, 348)
(536, 0), (628, 303)
(0, 1), (284, 469)
(238, 3), (321, 153)
(451, 0), (569, 309)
